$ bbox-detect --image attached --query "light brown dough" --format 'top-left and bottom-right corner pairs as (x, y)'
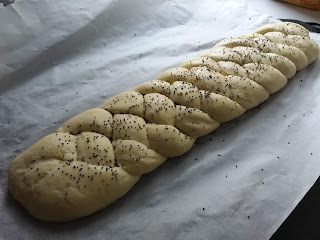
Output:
(101, 92), (145, 117)
(215, 36), (308, 70)
(146, 124), (196, 158)
(8, 133), (140, 221)
(144, 93), (175, 125)
(8, 22), (319, 222)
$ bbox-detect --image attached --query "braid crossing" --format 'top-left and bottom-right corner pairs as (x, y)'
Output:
(8, 22), (320, 221)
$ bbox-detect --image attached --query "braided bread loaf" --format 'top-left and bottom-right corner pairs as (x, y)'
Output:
(8, 22), (319, 221)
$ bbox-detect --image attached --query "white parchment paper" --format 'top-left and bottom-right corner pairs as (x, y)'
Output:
(0, 0), (319, 239)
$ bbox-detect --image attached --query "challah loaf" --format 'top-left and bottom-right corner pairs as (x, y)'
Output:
(8, 22), (319, 221)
